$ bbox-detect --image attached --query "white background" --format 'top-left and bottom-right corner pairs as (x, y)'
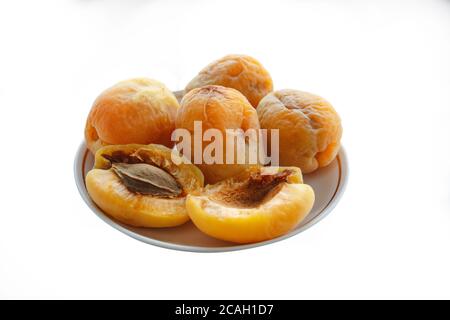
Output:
(0, 0), (449, 299)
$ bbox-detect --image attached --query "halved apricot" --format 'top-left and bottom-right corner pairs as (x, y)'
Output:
(86, 144), (204, 227)
(186, 167), (315, 243)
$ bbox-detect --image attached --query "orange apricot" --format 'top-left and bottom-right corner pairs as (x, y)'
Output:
(175, 85), (261, 184)
(185, 54), (273, 107)
(85, 78), (179, 154)
(257, 89), (342, 173)
(86, 144), (204, 228)
(186, 166), (315, 243)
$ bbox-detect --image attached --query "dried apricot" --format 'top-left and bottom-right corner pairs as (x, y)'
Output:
(175, 85), (261, 184)
(186, 166), (315, 243)
(257, 90), (342, 173)
(85, 78), (179, 154)
(86, 144), (204, 227)
(185, 55), (273, 107)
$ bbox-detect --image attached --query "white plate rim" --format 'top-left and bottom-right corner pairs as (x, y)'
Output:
(74, 142), (349, 253)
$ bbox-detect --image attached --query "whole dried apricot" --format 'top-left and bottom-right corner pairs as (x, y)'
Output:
(257, 90), (342, 173)
(175, 85), (262, 184)
(85, 78), (179, 154)
(185, 54), (273, 107)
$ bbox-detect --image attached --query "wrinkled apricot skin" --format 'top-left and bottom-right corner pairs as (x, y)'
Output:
(186, 167), (315, 244)
(257, 90), (342, 173)
(85, 78), (179, 154)
(86, 144), (204, 228)
(176, 85), (261, 184)
(185, 54), (273, 107)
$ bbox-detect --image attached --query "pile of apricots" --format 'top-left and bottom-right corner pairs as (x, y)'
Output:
(84, 54), (342, 244)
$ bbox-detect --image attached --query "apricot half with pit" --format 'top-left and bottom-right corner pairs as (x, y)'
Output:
(85, 144), (204, 227)
(186, 166), (315, 243)
(257, 89), (342, 173)
(185, 54), (273, 107)
(85, 78), (179, 154)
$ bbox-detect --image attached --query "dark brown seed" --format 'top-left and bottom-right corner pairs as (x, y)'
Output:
(112, 163), (182, 197)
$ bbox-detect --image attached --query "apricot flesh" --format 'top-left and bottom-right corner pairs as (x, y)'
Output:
(85, 78), (179, 154)
(86, 144), (204, 228)
(257, 89), (342, 173)
(185, 54), (273, 107)
(186, 167), (315, 243)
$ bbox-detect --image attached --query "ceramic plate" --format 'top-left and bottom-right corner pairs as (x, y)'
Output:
(74, 142), (348, 252)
